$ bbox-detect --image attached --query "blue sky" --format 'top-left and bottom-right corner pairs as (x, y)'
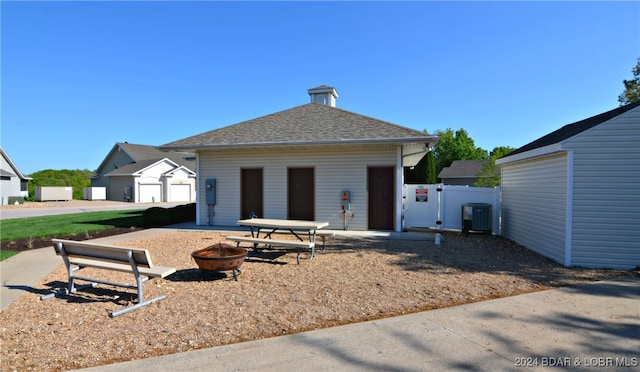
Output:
(2, 1), (639, 175)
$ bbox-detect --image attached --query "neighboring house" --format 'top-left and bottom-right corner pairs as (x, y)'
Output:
(437, 159), (490, 186)
(160, 86), (439, 231)
(0, 147), (32, 204)
(91, 142), (196, 203)
(496, 101), (640, 269)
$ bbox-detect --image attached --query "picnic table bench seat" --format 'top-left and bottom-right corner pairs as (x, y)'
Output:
(257, 228), (334, 252)
(41, 239), (176, 317)
(225, 236), (315, 264)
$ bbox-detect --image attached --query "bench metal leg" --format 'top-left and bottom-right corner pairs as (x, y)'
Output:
(41, 283), (96, 300)
(42, 264), (167, 317)
(109, 295), (167, 318)
(41, 259), (97, 300)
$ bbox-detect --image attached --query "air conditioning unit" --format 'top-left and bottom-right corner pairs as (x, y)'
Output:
(462, 203), (492, 234)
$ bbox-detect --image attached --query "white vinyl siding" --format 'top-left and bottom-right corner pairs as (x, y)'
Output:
(564, 108), (640, 268)
(500, 105), (640, 269)
(501, 153), (568, 264)
(1, 153), (24, 204)
(196, 146), (397, 229)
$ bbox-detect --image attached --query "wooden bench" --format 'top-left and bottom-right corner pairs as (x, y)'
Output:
(41, 239), (176, 317)
(257, 228), (335, 252)
(225, 236), (315, 264)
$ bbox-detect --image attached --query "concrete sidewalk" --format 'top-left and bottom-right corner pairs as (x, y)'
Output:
(77, 277), (639, 372)
(2, 228), (638, 371)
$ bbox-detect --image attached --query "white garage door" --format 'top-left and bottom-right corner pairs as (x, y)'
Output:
(170, 184), (191, 202)
(139, 184), (162, 203)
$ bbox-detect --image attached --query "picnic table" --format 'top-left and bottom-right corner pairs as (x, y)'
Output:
(227, 218), (330, 263)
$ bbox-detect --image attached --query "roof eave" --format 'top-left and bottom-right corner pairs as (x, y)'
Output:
(160, 136), (439, 152)
(0, 147), (32, 180)
(496, 143), (564, 165)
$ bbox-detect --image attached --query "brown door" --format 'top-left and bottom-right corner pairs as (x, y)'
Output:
(241, 168), (263, 219)
(288, 168), (314, 220)
(368, 167), (394, 230)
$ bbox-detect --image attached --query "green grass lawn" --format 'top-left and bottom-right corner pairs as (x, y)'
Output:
(1, 209), (145, 249)
(1, 250), (18, 260)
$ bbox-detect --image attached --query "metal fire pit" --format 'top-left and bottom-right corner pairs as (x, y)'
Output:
(191, 243), (247, 280)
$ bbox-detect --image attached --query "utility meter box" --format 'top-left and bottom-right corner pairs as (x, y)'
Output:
(205, 179), (216, 205)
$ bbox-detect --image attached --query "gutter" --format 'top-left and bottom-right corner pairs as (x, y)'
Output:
(496, 143), (564, 165)
(159, 136), (439, 152)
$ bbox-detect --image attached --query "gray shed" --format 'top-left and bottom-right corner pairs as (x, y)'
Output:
(496, 101), (640, 269)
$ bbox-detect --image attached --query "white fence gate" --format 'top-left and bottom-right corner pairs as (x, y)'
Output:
(403, 184), (501, 234)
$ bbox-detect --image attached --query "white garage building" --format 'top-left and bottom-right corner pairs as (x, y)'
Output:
(497, 101), (640, 269)
(91, 142), (196, 203)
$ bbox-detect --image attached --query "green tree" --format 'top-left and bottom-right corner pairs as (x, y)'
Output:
(425, 151), (437, 184)
(618, 57), (640, 105)
(28, 169), (94, 200)
(433, 128), (488, 176)
(404, 149), (437, 184)
(474, 146), (515, 187)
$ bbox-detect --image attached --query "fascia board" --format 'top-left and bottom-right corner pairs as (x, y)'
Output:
(160, 136), (439, 152)
(496, 143), (564, 165)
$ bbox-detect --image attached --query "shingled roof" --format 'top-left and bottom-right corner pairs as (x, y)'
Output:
(95, 142), (195, 175)
(506, 100), (640, 157)
(116, 142), (194, 166)
(438, 160), (489, 179)
(161, 103), (435, 150)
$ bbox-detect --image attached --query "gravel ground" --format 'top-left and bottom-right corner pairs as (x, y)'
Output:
(0, 230), (632, 371)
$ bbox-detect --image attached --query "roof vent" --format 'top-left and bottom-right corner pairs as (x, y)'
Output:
(307, 85), (338, 107)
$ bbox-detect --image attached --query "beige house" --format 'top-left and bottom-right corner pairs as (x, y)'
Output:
(91, 142), (196, 203)
(160, 86), (439, 231)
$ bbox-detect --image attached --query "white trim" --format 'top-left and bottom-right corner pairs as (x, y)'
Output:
(161, 137), (439, 152)
(564, 150), (574, 267)
(132, 158), (180, 176)
(195, 152), (202, 225)
(496, 143), (563, 165)
(0, 147), (32, 181)
(164, 165), (196, 177)
(395, 147), (403, 232)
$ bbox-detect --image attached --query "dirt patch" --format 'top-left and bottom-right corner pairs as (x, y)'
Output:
(0, 230), (633, 371)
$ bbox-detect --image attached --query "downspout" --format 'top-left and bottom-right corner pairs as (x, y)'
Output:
(195, 152), (201, 226)
(436, 183), (443, 245)
(395, 147), (403, 232)
(564, 150), (574, 267)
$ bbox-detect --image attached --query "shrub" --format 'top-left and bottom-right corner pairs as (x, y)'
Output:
(142, 203), (196, 227)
